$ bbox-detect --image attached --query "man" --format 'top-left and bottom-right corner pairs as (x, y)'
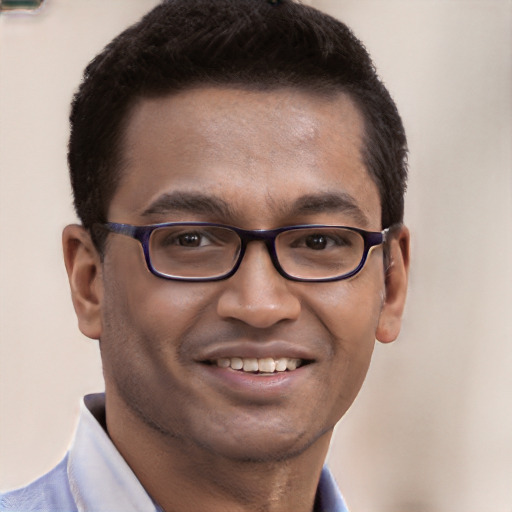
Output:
(1, 0), (409, 510)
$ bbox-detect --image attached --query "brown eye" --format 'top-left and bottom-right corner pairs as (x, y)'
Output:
(177, 233), (202, 247)
(305, 234), (328, 250)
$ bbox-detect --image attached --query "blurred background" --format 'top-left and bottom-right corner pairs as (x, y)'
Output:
(0, 1), (511, 510)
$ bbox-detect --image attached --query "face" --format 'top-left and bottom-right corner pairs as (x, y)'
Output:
(95, 87), (399, 462)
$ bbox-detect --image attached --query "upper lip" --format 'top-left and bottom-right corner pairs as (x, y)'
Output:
(196, 340), (317, 362)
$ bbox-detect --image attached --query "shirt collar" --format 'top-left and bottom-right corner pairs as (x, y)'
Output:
(315, 466), (349, 512)
(67, 393), (348, 512)
(67, 394), (159, 512)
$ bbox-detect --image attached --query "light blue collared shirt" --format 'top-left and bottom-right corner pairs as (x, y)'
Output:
(1, 394), (349, 512)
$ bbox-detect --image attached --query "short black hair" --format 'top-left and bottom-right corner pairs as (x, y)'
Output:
(68, 0), (407, 247)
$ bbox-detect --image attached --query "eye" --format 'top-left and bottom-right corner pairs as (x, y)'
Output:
(155, 229), (215, 249)
(291, 231), (353, 251)
(304, 234), (329, 250)
(176, 232), (207, 247)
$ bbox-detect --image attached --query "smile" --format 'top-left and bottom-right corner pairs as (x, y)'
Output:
(214, 357), (304, 373)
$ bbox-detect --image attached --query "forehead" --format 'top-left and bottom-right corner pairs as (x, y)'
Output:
(111, 86), (381, 228)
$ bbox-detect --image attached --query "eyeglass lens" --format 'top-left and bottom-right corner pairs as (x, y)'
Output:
(149, 225), (365, 280)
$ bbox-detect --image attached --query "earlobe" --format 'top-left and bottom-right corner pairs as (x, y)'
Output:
(62, 224), (103, 340)
(376, 225), (410, 344)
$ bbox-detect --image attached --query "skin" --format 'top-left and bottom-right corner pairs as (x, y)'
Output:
(63, 87), (409, 512)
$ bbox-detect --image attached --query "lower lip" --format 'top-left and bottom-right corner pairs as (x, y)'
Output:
(199, 363), (311, 401)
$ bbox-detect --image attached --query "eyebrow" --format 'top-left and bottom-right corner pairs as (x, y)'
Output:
(290, 192), (369, 226)
(141, 191), (234, 219)
(141, 190), (369, 225)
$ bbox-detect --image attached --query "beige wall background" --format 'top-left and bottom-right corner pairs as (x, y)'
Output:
(1, 1), (511, 511)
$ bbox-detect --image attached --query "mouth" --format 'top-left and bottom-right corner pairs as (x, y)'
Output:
(197, 347), (316, 399)
(204, 357), (310, 374)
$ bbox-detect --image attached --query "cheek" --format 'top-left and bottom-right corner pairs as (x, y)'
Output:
(306, 269), (385, 414)
(98, 251), (219, 405)
(99, 269), (218, 432)
(102, 244), (215, 345)
(102, 280), (217, 368)
(308, 269), (385, 344)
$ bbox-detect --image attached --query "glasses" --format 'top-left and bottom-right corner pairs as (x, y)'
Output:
(101, 222), (389, 282)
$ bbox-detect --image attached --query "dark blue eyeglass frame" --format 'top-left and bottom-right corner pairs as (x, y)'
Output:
(101, 222), (390, 283)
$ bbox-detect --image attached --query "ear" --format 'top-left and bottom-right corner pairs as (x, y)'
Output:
(62, 224), (103, 340)
(376, 225), (410, 344)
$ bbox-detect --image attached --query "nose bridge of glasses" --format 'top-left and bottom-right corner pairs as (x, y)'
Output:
(236, 228), (282, 273)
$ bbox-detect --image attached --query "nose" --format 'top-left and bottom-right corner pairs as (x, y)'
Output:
(216, 241), (301, 328)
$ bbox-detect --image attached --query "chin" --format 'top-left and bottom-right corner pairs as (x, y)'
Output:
(194, 419), (333, 464)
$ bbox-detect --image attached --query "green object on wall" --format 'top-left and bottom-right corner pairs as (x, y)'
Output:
(0, 0), (45, 11)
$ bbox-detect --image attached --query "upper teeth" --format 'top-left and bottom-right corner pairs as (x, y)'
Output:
(216, 357), (302, 373)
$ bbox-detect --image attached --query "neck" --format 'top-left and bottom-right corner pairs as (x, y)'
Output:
(105, 395), (332, 512)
